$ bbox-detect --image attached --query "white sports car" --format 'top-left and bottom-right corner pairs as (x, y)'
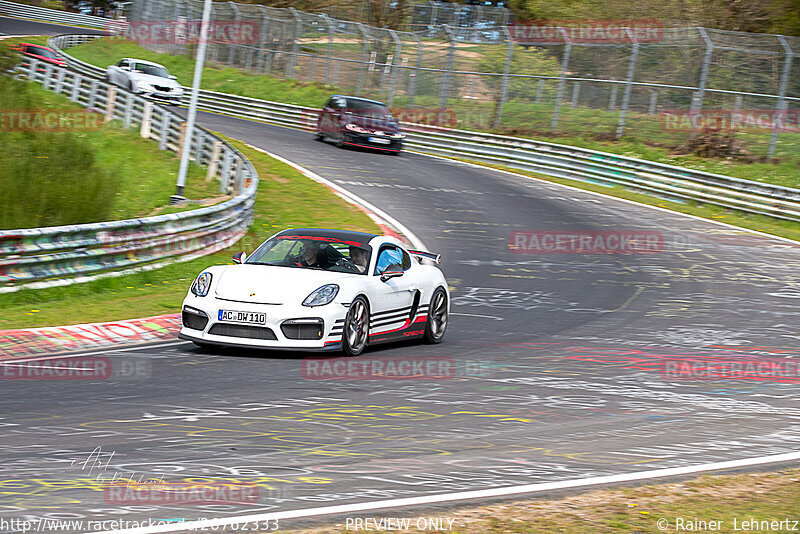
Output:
(106, 58), (184, 104)
(179, 228), (449, 355)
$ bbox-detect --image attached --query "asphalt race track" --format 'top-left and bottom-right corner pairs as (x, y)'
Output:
(2, 19), (800, 532)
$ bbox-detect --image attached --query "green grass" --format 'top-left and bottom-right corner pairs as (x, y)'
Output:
(67, 38), (335, 107)
(307, 468), (800, 533)
(0, 66), (213, 229)
(0, 134), (381, 329)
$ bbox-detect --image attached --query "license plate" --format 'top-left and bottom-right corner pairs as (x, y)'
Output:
(368, 137), (391, 144)
(218, 310), (267, 325)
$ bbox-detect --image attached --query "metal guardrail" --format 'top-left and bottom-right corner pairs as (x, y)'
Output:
(49, 34), (800, 223)
(0, 54), (259, 293)
(0, 0), (111, 29)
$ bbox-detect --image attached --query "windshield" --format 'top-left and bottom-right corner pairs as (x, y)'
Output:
(27, 46), (58, 59)
(346, 99), (391, 117)
(246, 236), (371, 275)
(132, 63), (171, 78)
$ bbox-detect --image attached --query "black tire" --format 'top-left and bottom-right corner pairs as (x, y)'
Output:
(335, 132), (346, 149)
(314, 132), (324, 141)
(342, 296), (369, 356)
(423, 288), (448, 344)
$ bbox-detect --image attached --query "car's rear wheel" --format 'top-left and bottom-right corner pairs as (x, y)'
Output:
(343, 296), (369, 356)
(424, 288), (448, 344)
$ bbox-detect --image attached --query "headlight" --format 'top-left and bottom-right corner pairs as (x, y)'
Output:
(302, 284), (339, 307)
(389, 132), (406, 139)
(137, 82), (153, 92)
(345, 123), (371, 134)
(191, 272), (213, 297)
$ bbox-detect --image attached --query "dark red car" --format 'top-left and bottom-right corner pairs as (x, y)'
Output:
(315, 95), (405, 154)
(11, 43), (67, 69)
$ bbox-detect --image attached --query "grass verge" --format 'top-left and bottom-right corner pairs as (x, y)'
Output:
(0, 133), (380, 329)
(300, 467), (800, 533)
(0, 47), (214, 229)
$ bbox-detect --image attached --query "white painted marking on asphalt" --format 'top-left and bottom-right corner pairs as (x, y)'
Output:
(94, 451), (800, 533)
(450, 312), (504, 320)
(0, 340), (191, 364)
(245, 145), (427, 251)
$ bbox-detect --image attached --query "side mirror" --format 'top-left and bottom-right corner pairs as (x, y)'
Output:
(168, 75), (177, 80)
(380, 266), (404, 282)
(232, 251), (247, 264)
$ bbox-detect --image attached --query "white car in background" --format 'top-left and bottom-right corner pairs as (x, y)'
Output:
(179, 228), (449, 355)
(106, 58), (184, 104)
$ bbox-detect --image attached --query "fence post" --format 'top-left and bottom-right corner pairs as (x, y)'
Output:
(492, 26), (513, 128)
(439, 25), (456, 110)
(387, 29), (402, 107)
(54, 68), (66, 94)
(220, 149), (234, 193)
(70, 73), (82, 102)
(691, 27), (713, 114)
(256, 6), (269, 72)
(123, 93), (134, 128)
(616, 27), (640, 139)
(648, 89), (658, 114)
(570, 82), (580, 109)
(105, 86), (117, 122)
(768, 36), (793, 158)
(177, 121), (188, 158)
(535, 79), (544, 103)
(228, 1), (241, 67)
(608, 85), (618, 111)
(286, 7), (302, 79)
(159, 112), (171, 150)
(356, 23), (370, 96)
(206, 140), (223, 182)
(408, 33), (423, 106)
(140, 101), (153, 138)
(550, 28), (572, 131)
(87, 79), (99, 110)
(323, 14), (335, 84)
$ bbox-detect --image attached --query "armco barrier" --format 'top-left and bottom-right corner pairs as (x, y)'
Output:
(0, 0), (111, 29)
(0, 56), (258, 293)
(49, 34), (800, 223)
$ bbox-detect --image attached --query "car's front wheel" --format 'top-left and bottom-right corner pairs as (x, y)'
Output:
(343, 296), (369, 356)
(424, 288), (448, 344)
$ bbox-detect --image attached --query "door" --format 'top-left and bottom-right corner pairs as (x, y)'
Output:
(367, 245), (418, 340)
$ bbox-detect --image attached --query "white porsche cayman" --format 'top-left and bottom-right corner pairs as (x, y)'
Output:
(179, 229), (449, 355)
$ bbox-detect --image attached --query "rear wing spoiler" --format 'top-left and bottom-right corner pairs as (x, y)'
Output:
(409, 249), (441, 264)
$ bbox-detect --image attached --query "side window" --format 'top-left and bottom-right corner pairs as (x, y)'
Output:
(400, 249), (411, 270)
(374, 246), (404, 275)
(325, 98), (336, 109)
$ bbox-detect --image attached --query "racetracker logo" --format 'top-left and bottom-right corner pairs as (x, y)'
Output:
(660, 109), (800, 133)
(509, 230), (663, 254)
(662, 359), (800, 382)
(0, 109), (103, 132)
(302, 357), (456, 380)
(123, 19), (259, 45)
(104, 482), (259, 505)
(509, 19), (664, 44)
(0, 357), (111, 380)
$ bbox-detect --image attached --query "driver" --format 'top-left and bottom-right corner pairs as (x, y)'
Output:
(299, 241), (333, 269)
(349, 246), (369, 273)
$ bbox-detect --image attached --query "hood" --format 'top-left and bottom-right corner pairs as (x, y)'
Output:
(131, 72), (181, 89)
(346, 113), (401, 133)
(213, 264), (352, 304)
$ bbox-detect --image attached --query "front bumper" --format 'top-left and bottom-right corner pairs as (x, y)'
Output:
(343, 132), (403, 152)
(179, 295), (346, 351)
(142, 90), (184, 103)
